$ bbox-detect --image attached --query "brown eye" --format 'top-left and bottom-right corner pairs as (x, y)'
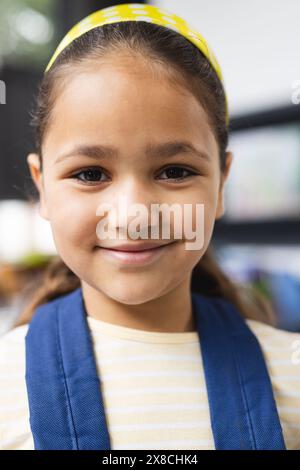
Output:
(72, 167), (109, 184)
(158, 166), (197, 181)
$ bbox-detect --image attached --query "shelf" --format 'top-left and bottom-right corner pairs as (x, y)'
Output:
(213, 218), (300, 246)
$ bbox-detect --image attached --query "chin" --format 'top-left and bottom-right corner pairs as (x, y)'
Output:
(104, 283), (162, 306)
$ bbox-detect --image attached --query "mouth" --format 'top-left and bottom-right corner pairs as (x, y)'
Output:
(95, 241), (177, 265)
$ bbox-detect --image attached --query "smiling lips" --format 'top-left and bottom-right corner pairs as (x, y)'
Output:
(99, 241), (175, 252)
(96, 241), (176, 265)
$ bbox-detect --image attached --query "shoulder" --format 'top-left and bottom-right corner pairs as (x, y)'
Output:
(246, 319), (300, 449)
(0, 323), (29, 359)
(246, 318), (300, 369)
(0, 324), (34, 450)
(246, 318), (300, 352)
(0, 323), (29, 382)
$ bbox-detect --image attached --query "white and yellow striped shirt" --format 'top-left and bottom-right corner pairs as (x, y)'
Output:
(0, 316), (300, 450)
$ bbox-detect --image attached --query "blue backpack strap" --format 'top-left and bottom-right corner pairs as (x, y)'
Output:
(25, 287), (111, 450)
(192, 292), (286, 450)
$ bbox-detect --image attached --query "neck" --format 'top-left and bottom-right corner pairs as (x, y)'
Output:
(80, 276), (196, 333)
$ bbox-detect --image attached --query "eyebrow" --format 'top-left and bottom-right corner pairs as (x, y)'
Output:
(54, 140), (211, 164)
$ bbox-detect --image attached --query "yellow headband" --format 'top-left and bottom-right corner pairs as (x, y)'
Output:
(45, 3), (229, 123)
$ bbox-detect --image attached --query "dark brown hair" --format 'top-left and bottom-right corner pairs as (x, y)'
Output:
(17, 21), (275, 326)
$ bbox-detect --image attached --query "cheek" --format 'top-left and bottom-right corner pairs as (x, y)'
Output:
(172, 199), (214, 278)
(176, 183), (219, 245)
(161, 240), (205, 289)
(46, 187), (98, 250)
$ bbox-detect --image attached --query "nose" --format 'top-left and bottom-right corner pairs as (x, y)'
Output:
(98, 177), (159, 239)
(118, 176), (155, 208)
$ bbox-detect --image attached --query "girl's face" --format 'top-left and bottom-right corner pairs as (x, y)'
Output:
(28, 53), (232, 305)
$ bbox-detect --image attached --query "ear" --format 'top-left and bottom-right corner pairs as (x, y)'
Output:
(215, 151), (233, 220)
(27, 153), (49, 220)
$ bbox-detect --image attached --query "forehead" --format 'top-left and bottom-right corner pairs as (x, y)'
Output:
(43, 57), (218, 157)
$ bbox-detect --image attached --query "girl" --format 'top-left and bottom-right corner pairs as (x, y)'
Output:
(1, 3), (300, 450)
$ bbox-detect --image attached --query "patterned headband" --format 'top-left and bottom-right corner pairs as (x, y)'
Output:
(45, 3), (229, 123)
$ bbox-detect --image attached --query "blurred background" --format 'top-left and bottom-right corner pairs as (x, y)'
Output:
(0, 0), (299, 334)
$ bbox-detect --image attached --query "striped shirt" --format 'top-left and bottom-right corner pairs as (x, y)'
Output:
(0, 315), (300, 450)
